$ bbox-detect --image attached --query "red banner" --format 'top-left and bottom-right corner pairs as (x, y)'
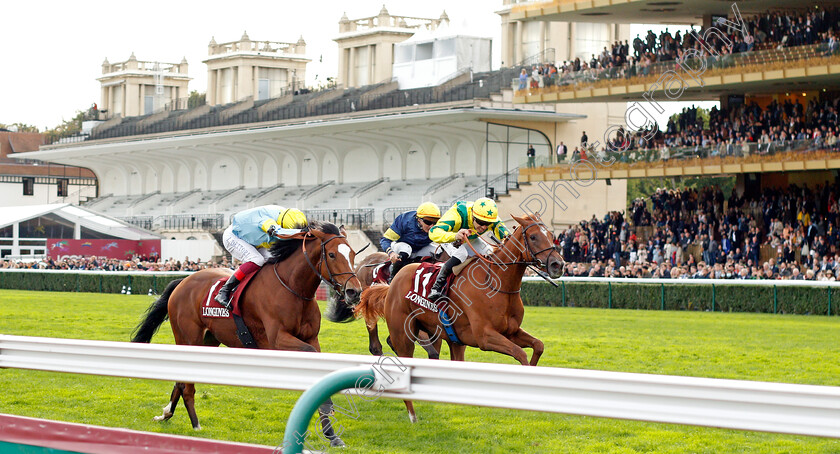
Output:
(46, 239), (161, 260)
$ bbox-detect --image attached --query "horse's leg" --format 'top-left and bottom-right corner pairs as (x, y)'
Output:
(367, 324), (383, 356)
(153, 383), (183, 422)
(509, 328), (545, 366)
(476, 329), (530, 366)
(449, 342), (467, 362)
(182, 383), (201, 430)
(416, 331), (439, 360)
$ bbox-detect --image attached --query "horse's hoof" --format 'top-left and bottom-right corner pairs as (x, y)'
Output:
(193, 425), (202, 431)
(329, 437), (346, 448)
(153, 412), (173, 422)
(408, 413), (418, 424)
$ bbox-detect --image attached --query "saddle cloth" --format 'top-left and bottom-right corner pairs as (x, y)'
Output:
(403, 262), (455, 313)
(202, 271), (258, 318)
(372, 262), (390, 284)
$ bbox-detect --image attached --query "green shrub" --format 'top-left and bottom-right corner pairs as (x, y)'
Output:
(520, 281), (839, 316)
(0, 271), (190, 295)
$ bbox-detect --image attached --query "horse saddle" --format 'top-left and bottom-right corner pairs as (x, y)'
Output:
(203, 272), (258, 318)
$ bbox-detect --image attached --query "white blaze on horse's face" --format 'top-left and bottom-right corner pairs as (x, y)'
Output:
(337, 243), (353, 266)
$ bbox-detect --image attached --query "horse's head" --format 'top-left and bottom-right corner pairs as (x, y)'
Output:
(306, 223), (363, 305)
(511, 212), (565, 278)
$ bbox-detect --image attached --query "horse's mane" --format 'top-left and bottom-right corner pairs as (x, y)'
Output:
(265, 221), (340, 264)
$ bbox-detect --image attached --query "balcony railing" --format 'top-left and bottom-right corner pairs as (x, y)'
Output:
(305, 208), (375, 230)
(514, 43), (839, 95)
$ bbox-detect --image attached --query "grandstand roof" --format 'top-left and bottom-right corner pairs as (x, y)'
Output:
(16, 107), (584, 173)
(507, 0), (840, 25)
(0, 204), (161, 240)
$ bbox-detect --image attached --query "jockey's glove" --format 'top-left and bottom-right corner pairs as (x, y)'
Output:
(267, 224), (278, 237)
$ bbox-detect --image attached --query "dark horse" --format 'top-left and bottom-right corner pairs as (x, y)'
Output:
(132, 222), (362, 446)
(358, 213), (563, 422)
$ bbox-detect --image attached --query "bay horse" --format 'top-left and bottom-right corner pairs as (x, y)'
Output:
(131, 222), (362, 447)
(359, 213), (563, 422)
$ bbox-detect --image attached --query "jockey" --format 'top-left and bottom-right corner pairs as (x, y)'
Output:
(380, 202), (441, 282)
(215, 205), (308, 310)
(427, 197), (510, 301)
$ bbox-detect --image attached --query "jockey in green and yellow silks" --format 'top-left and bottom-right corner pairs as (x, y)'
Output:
(427, 197), (510, 301)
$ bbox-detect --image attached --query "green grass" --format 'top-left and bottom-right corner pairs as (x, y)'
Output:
(1, 289), (839, 453)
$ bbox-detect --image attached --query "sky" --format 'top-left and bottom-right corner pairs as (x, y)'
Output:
(0, 1), (501, 130)
(0, 3), (716, 131)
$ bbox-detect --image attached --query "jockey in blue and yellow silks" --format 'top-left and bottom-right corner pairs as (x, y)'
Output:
(427, 197), (510, 301)
(216, 205), (308, 310)
(380, 202), (441, 282)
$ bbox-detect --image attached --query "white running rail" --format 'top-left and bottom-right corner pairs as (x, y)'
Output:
(1, 334), (839, 438)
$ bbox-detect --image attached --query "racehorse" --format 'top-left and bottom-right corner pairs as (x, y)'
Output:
(359, 213), (563, 422)
(131, 222), (362, 447)
(354, 252), (441, 358)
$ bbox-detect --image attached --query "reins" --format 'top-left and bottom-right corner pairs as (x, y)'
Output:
(270, 229), (359, 300)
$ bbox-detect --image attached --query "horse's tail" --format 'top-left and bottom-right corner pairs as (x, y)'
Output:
(131, 278), (183, 343)
(355, 284), (389, 329)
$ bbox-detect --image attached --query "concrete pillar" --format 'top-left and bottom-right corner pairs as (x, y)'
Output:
(238, 64), (253, 101)
(514, 21), (522, 64)
(348, 47), (356, 88)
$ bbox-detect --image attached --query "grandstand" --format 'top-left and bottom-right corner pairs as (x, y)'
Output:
(492, 0), (840, 282)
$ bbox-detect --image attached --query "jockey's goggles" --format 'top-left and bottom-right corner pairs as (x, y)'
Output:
(419, 217), (438, 226)
(473, 217), (492, 227)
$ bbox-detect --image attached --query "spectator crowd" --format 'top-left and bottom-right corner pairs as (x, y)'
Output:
(0, 255), (231, 272)
(555, 94), (840, 165)
(523, 7), (840, 90)
(555, 181), (840, 281)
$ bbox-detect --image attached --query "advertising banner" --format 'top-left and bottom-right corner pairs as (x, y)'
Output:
(46, 239), (161, 260)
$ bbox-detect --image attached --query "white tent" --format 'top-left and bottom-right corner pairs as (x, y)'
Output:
(0, 204), (161, 259)
(392, 21), (492, 90)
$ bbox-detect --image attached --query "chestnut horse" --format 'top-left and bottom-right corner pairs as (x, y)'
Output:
(359, 213), (563, 422)
(131, 222), (362, 447)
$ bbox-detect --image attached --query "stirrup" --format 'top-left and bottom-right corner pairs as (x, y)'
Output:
(215, 292), (232, 311)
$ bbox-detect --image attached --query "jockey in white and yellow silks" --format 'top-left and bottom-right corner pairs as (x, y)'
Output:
(216, 205), (308, 309)
(426, 197), (510, 301)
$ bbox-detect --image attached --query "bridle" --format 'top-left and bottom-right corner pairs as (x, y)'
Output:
(272, 230), (358, 301)
(466, 220), (559, 268)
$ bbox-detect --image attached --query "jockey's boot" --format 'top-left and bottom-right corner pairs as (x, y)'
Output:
(214, 274), (241, 311)
(388, 252), (410, 283)
(427, 256), (461, 301)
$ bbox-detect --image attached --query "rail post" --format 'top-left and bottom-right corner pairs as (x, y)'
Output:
(282, 366), (375, 454)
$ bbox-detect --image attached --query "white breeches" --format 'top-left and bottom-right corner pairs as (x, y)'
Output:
(222, 226), (272, 266)
(391, 241), (437, 259)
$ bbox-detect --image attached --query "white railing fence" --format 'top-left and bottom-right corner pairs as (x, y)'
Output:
(0, 334), (839, 439)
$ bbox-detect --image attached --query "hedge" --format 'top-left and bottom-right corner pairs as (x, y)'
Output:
(1, 271), (837, 316)
(0, 271), (191, 295)
(520, 281), (840, 316)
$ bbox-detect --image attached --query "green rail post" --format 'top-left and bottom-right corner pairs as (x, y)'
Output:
(773, 285), (778, 314)
(828, 287), (832, 316)
(99, 275), (103, 293)
(561, 281), (566, 307)
(660, 283), (665, 311)
(153, 275), (157, 294)
(283, 366), (375, 454)
(608, 281), (612, 309)
(711, 283), (715, 312)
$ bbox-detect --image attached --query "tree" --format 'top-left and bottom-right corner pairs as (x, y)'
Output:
(187, 91), (206, 109)
(0, 123), (40, 133)
(43, 111), (85, 144)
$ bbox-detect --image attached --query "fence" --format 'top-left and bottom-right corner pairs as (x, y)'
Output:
(0, 334), (838, 446)
(154, 214), (226, 230)
(382, 206), (416, 227)
(304, 208), (375, 230)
